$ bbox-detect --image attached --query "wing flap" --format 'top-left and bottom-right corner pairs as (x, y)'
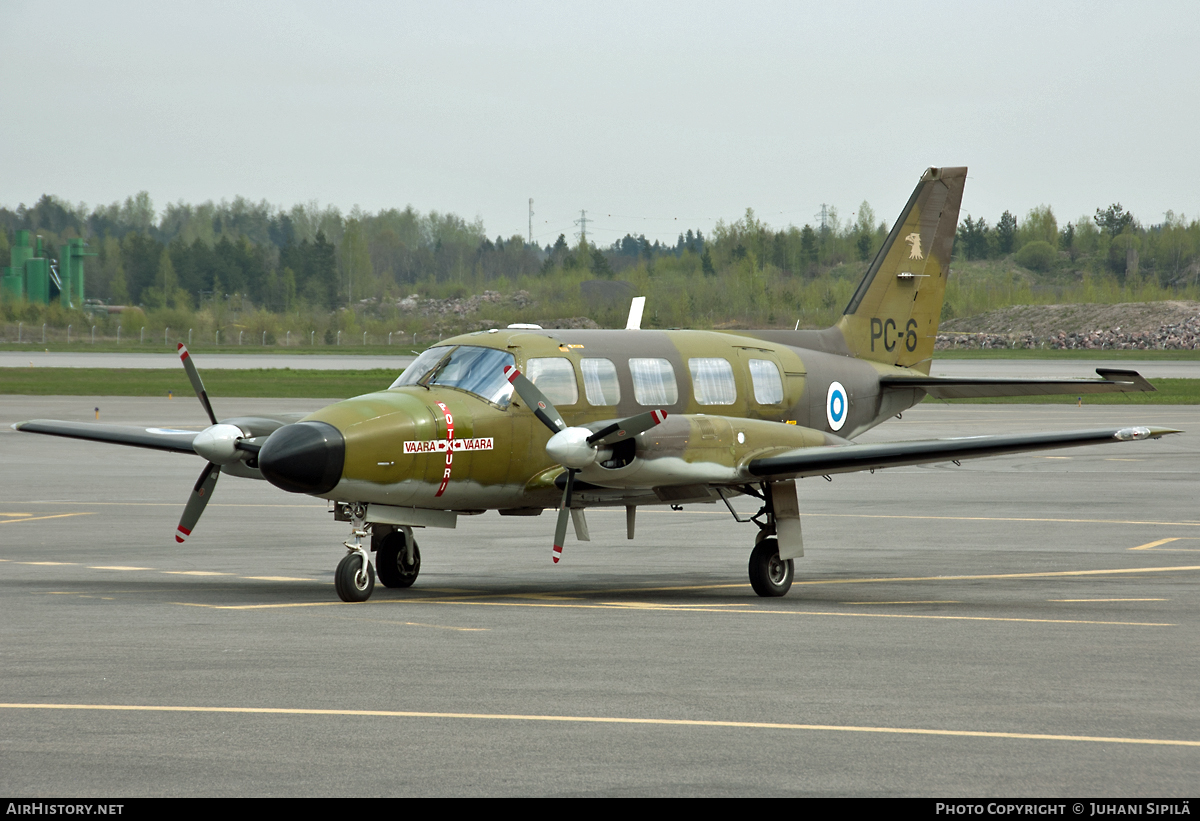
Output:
(881, 368), (1154, 399)
(13, 420), (199, 454)
(747, 426), (1179, 480)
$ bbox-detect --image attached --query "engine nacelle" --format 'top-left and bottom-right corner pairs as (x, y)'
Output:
(575, 414), (846, 489)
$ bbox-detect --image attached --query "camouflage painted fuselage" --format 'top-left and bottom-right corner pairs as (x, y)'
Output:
(302, 326), (922, 512)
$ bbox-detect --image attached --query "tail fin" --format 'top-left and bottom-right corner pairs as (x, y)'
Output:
(836, 166), (966, 373)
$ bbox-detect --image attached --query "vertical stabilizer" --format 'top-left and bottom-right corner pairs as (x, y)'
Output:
(836, 166), (966, 372)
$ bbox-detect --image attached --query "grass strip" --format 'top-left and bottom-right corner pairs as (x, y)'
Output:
(0, 368), (398, 399)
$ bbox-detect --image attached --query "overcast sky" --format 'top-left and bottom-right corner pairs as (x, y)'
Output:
(3, 1), (1198, 244)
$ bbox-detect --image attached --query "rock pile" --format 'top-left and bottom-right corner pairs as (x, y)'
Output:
(936, 332), (1040, 350)
(935, 315), (1200, 350)
(395, 290), (533, 318)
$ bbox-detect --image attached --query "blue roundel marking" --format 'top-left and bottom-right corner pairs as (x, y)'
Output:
(827, 381), (848, 431)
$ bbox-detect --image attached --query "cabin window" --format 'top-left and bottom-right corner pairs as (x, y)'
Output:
(629, 358), (679, 406)
(688, 357), (737, 405)
(389, 345), (515, 407)
(749, 359), (784, 405)
(581, 358), (620, 406)
(526, 357), (579, 406)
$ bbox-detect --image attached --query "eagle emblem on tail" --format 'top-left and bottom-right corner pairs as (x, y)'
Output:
(904, 232), (924, 260)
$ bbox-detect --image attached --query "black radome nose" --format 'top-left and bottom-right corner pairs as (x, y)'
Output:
(258, 421), (345, 494)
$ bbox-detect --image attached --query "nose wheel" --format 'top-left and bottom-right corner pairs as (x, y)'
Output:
(335, 552), (375, 602)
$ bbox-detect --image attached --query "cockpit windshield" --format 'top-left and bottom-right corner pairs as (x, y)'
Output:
(390, 345), (515, 407)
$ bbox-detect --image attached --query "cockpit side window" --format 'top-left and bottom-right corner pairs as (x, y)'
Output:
(390, 347), (452, 389)
(389, 345), (515, 407)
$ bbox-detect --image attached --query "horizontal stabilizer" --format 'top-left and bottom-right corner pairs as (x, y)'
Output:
(881, 368), (1155, 400)
(747, 426), (1180, 480)
(13, 420), (199, 454)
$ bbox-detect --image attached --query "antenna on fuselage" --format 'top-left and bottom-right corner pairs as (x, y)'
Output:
(625, 296), (646, 330)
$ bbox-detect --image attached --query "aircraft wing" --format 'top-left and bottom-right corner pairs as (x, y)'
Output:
(12, 420), (199, 454)
(746, 426), (1179, 480)
(881, 368), (1154, 399)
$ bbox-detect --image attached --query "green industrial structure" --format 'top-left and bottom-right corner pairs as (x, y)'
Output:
(1, 230), (94, 307)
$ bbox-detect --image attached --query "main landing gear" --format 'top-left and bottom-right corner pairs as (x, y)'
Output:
(332, 503), (422, 603)
(748, 536), (793, 597)
(718, 483), (798, 598)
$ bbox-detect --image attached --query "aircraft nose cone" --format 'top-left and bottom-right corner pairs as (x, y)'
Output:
(258, 421), (345, 494)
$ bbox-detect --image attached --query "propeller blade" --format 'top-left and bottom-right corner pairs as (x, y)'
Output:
(503, 365), (565, 434)
(551, 468), (577, 563)
(177, 343), (217, 425)
(586, 409), (668, 446)
(175, 461), (219, 543)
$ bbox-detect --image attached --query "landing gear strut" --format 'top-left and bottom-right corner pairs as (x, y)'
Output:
(335, 503), (375, 603)
(718, 483), (797, 598)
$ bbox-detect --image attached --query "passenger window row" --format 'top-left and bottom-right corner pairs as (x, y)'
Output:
(526, 356), (784, 408)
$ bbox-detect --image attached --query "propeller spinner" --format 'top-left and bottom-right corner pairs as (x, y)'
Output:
(503, 365), (666, 563)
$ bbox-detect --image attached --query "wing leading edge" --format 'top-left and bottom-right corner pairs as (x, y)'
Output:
(747, 426), (1180, 481)
(12, 420), (200, 454)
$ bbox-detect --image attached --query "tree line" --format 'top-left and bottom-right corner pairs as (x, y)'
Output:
(2, 192), (1199, 337)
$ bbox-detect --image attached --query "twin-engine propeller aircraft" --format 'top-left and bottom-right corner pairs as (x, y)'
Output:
(15, 167), (1180, 602)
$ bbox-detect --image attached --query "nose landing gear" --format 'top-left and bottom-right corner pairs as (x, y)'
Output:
(335, 503), (375, 603)
(332, 505), (423, 602)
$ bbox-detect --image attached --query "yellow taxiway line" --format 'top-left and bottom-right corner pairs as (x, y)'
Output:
(0, 512), (95, 524)
(1, 702), (1198, 748)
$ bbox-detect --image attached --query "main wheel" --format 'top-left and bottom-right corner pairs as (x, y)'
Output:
(335, 552), (375, 602)
(376, 532), (421, 589)
(748, 537), (793, 597)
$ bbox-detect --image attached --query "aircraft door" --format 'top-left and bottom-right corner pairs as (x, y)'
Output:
(735, 348), (800, 421)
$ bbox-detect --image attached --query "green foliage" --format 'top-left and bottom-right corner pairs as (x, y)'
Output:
(996, 211), (1018, 254)
(1019, 205), (1058, 248)
(1095, 203), (1136, 236)
(1014, 240), (1057, 272)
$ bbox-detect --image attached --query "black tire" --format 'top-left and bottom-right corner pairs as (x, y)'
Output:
(376, 531), (421, 589)
(748, 537), (793, 597)
(335, 552), (375, 602)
